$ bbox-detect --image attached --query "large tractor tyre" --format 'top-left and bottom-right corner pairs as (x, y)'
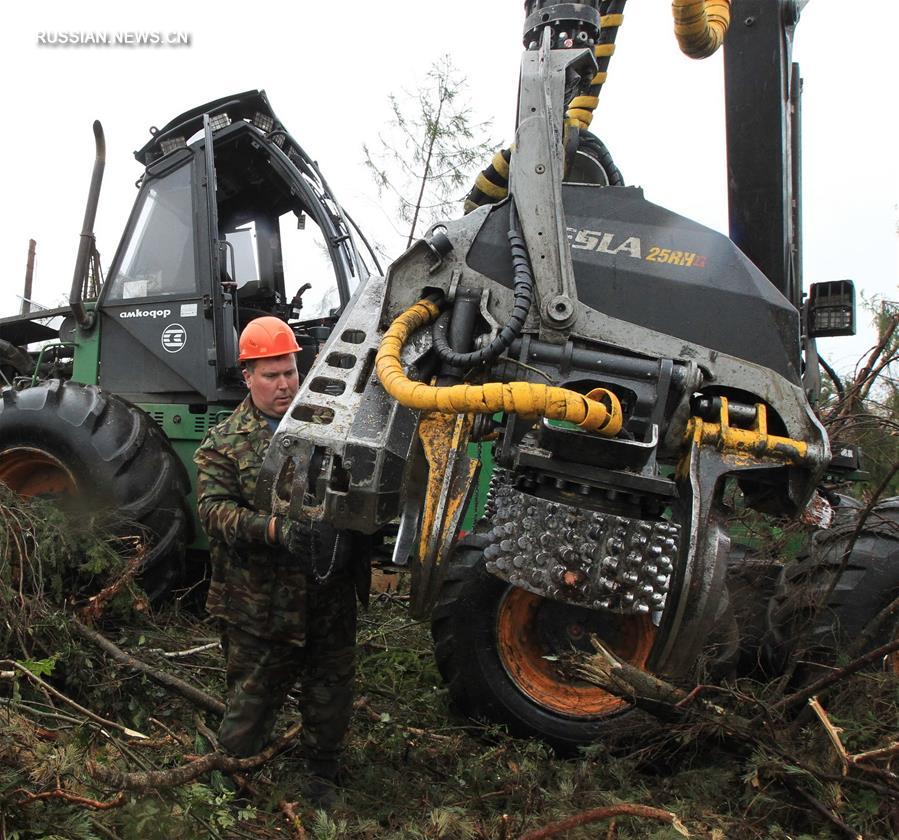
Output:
(0, 380), (191, 602)
(432, 532), (737, 753)
(726, 544), (784, 677)
(765, 498), (899, 677)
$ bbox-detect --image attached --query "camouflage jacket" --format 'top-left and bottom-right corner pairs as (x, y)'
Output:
(194, 397), (309, 644)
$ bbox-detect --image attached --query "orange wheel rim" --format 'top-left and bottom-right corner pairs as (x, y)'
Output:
(0, 447), (77, 497)
(496, 587), (656, 718)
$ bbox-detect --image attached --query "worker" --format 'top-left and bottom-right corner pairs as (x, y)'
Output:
(193, 316), (368, 806)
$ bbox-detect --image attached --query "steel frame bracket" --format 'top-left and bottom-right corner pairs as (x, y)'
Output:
(511, 28), (595, 340)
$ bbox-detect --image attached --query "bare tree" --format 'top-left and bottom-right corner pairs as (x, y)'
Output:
(363, 55), (495, 256)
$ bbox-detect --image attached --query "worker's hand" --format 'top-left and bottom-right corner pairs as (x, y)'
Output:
(274, 517), (319, 558)
(274, 517), (350, 580)
(285, 519), (315, 558)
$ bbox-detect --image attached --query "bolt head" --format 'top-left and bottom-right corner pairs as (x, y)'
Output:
(566, 622), (584, 640)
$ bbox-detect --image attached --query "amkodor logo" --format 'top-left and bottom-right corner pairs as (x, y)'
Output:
(161, 324), (187, 353)
(120, 308), (171, 319)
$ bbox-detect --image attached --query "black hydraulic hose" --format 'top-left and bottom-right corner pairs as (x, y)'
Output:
(432, 199), (533, 368)
(818, 355), (845, 399)
(577, 131), (624, 185)
(436, 291), (480, 384)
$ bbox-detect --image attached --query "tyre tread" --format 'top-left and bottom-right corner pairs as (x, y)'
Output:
(765, 499), (899, 672)
(0, 380), (190, 601)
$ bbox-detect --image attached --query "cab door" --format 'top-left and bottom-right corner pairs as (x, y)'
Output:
(96, 120), (243, 404)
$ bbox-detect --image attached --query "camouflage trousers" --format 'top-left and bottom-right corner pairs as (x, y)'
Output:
(217, 573), (357, 765)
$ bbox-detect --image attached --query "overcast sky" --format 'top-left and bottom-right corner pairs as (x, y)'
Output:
(2, 0), (896, 373)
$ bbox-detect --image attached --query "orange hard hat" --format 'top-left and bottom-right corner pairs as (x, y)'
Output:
(238, 316), (301, 361)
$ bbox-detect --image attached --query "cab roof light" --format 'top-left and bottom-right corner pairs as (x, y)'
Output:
(253, 111), (274, 133)
(160, 136), (186, 155)
(209, 112), (231, 132)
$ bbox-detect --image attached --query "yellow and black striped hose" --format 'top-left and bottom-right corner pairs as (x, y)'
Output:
(463, 1), (730, 214)
(464, 3), (628, 214)
(672, 0), (731, 59)
(464, 147), (512, 215)
(565, 0), (628, 133)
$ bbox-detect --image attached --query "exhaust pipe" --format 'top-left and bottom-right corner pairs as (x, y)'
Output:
(69, 120), (105, 331)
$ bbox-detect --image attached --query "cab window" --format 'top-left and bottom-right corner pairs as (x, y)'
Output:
(106, 165), (196, 300)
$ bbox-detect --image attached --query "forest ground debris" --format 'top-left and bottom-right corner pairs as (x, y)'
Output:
(1, 492), (897, 838)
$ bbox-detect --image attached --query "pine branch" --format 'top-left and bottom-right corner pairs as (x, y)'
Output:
(0, 658), (149, 739)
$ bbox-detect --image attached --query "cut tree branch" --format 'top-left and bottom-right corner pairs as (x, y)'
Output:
(808, 697), (850, 769)
(87, 721), (302, 792)
(279, 800), (308, 839)
(833, 312), (899, 420)
(0, 659), (147, 739)
(517, 804), (689, 840)
(762, 637), (899, 722)
(576, 639), (899, 803)
(148, 641), (220, 659)
(79, 549), (143, 622)
(576, 638), (729, 722)
(808, 697), (899, 788)
(70, 617), (225, 716)
(14, 787), (127, 810)
(851, 742), (899, 765)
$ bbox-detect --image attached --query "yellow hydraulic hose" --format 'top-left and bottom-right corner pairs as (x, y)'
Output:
(375, 299), (623, 436)
(672, 0), (731, 59)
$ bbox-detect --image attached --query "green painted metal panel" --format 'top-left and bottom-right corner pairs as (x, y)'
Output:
(139, 402), (235, 551)
(462, 440), (494, 533)
(70, 319), (101, 386)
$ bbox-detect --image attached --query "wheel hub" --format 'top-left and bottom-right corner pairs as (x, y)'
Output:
(0, 447), (77, 497)
(496, 586), (655, 718)
(566, 622), (585, 641)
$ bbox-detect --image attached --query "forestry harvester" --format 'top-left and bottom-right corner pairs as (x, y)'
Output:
(1, 1), (894, 750)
